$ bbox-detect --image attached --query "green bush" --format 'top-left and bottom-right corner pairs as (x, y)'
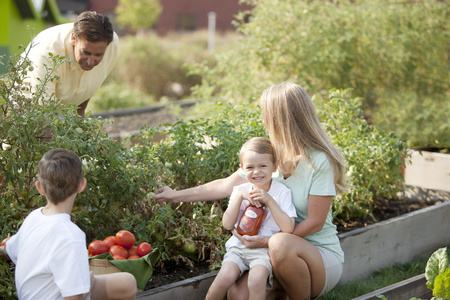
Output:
(372, 91), (450, 149)
(188, 0), (448, 149)
(316, 89), (408, 221)
(89, 81), (156, 113)
(191, 0), (448, 106)
(110, 34), (212, 101)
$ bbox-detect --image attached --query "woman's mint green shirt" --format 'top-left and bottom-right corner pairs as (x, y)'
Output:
(238, 148), (344, 263)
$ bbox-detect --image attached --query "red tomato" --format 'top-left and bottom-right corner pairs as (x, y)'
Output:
(137, 242), (152, 257)
(103, 236), (117, 249)
(115, 230), (135, 249)
(109, 244), (128, 258)
(128, 246), (138, 257)
(113, 255), (127, 260)
(128, 255), (140, 260)
(88, 240), (109, 256)
(1, 237), (11, 247)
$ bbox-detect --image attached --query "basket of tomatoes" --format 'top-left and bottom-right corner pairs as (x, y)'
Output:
(88, 230), (160, 290)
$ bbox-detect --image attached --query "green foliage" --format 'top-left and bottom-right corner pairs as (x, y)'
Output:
(425, 247), (450, 299)
(110, 35), (211, 101)
(0, 42), (161, 297)
(188, 0), (448, 147)
(316, 89), (408, 221)
(372, 91), (450, 149)
(89, 81), (156, 113)
(0, 261), (15, 299)
(115, 0), (162, 32)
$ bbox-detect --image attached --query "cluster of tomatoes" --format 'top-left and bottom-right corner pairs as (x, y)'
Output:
(88, 230), (152, 260)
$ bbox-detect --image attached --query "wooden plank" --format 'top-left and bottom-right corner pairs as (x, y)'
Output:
(136, 271), (218, 300)
(353, 273), (432, 300)
(339, 201), (450, 284)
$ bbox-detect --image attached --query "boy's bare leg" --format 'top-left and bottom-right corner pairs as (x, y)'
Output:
(90, 272), (137, 300)
(247, 265), (269, 300)
(206, 262), (241, 300)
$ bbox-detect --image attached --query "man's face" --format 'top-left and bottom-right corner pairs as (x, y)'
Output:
(71, 33), (108, 71)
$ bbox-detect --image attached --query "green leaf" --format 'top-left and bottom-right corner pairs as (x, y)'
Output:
(426, 247), (450, 290)
(433, 268), (450, 298)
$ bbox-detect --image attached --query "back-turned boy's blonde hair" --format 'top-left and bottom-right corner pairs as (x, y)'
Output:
(260, 82), (348, 194)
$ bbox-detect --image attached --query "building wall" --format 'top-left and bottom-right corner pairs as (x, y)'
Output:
(156, 0), (251, 35)
(84, 0), (251, 35)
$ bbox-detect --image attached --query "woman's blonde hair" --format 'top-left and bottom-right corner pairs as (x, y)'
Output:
(260, 82), (348, 194)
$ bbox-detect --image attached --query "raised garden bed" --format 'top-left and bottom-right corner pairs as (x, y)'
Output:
(135, 188), (450, 299)
(353, 273), (432, 300)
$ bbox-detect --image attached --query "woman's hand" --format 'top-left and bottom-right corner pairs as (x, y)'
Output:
(232, 230), (269, 248)
(152, 186), (177, 203)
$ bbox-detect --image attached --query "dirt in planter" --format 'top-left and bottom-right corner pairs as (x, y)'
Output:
(144, 197), (442, 291)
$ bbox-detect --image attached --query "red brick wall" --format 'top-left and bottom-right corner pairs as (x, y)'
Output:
(87, 0), (252, 35)
(156, 0), (252, 34)
(88, 0), (118, 14)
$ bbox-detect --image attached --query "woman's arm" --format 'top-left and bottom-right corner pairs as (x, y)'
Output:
(153, 171), (246, 203)
(292, 195), (332, 237)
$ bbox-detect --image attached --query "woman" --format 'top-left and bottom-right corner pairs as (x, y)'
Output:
(153, 82), (348, 299)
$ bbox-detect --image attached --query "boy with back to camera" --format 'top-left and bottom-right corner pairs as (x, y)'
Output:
(206, 137), (297, 300)
(0, 148), (136, 300)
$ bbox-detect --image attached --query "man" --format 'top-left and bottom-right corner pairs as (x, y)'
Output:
(23, 11), (119, 117)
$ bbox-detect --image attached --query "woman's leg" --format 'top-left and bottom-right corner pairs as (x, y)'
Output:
(269, 233), (326, 299)
(227, 271), (249, 300)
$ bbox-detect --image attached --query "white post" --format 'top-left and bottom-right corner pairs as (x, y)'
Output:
(208, 12), (216, 53)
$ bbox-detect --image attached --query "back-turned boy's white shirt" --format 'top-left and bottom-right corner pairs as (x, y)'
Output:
(6, 208), (90, 299)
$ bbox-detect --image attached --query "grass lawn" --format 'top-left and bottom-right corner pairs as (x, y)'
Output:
(318, 257), (429, 300)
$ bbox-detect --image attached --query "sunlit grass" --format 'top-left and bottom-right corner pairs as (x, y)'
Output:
(319, 257), (428, 300)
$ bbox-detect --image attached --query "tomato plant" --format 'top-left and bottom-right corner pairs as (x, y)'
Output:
(137, 242), (152, 257)
(115, 230), (135, 249)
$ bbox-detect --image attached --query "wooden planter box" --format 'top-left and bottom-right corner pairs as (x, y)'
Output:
(136, 194), (450, 299)
(404, 149), (450, 192)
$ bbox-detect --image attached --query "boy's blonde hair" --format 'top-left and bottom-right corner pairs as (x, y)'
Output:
(38, 148), (83, 204)
(239, 137), (276, 165)
(260, 82), (348, 194)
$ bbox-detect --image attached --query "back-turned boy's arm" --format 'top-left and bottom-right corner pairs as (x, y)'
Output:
(0, 246), (10, 260)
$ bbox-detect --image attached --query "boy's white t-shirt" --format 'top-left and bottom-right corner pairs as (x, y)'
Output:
(6, 208), (90, 300)
(225, 180), (297, 250)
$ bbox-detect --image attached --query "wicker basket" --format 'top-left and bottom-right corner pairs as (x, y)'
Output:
(89, 259), (121, 275)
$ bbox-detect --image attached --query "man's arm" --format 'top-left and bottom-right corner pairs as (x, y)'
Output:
(77, 99), (90, 117)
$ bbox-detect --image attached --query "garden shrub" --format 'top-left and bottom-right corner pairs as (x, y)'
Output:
(191, 0), (448, 107)
(109, 34), (212, 101)
(372, 91), (450, 150)
(188, 0), (448, 149)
